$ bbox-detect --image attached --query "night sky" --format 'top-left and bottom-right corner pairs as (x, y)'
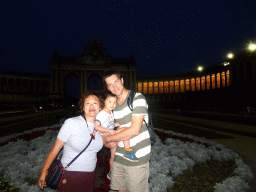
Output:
(1, 0), (256, 77)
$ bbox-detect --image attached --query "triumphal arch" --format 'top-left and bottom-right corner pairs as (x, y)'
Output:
(50, 37), (136, 99)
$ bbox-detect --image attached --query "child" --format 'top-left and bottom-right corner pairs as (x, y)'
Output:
(95, 92), (139, 180)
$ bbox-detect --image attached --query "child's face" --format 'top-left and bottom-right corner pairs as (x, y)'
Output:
(104, 96), (117, 111)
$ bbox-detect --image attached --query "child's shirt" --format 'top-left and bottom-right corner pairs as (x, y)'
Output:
(95, 110), (115, 130)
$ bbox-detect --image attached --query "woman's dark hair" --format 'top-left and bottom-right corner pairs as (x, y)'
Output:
(77, 91), (104, 113)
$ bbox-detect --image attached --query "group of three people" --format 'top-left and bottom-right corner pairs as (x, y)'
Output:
(38, 70), (151, 192)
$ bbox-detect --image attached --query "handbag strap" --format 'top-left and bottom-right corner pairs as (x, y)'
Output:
(64, 116), (95, 169)
(64, 137), (93, 169)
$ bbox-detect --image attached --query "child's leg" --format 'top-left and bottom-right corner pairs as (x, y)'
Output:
(123, 140), (139, 162)
(109, 147), (116, 171)
(123, 140), (131, 151)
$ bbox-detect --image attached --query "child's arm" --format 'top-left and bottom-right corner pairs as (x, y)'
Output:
(114, 122), (127, 133)
(114, 122), (120, 127)
(95, 121), (116, 135)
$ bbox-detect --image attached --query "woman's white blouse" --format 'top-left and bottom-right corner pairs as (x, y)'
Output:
(57, 115), (103, 172)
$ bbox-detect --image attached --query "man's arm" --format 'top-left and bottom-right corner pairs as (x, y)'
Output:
(102, 132), (118, 149)
(102, 114), (144, 143)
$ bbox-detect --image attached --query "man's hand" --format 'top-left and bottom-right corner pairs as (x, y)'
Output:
(102, 132), (110, 143)
(108, 130), (116, 136)
(102, 132), (118, 149)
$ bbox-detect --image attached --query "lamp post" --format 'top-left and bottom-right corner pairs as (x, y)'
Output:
(248, 43), (256, 51)
(227, 53), (234, 59)
(197, 66), (203, 72)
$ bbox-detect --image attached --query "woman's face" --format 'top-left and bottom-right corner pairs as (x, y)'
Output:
(83, 95), (101, 119)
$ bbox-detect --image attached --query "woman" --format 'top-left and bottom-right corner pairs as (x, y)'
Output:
(38, 91), (104, 192)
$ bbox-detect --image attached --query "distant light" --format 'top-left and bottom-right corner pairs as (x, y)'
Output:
(227, 53), (234, 59)
(248, 43), (256, 51)
(223, 62), (230, 66)
(197, 66), (203, 71)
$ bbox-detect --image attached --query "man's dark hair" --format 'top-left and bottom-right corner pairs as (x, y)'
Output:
(103, 70), (122, 83)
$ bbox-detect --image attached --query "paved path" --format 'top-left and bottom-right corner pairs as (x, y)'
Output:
(152, 112), (256, 191)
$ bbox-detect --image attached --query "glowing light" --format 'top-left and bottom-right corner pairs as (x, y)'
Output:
(197, 66), (203, 71)
(248, 43), (256, 51)
(227, 53), (233, 59)
(223, 62), (230, 66)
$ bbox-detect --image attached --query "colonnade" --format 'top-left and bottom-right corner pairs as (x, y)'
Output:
(137, 70), (230, 94)
(0, 76), (50, 94)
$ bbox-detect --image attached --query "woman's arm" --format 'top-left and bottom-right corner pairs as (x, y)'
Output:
(95, 121), (116, 135)
(38, 138), (65, 190)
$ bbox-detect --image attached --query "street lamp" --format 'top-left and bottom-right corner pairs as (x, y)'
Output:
(197, 66), (203, 72)
(223, 62), (229, 66)
(227, 53), (234, 59)
(248, 43), (256, 51)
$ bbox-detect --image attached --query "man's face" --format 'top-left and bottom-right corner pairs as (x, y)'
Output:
(105, 74), (124, 96)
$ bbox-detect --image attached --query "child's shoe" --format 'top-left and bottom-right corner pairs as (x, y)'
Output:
(107, 171), (111, 180)
(123, 150), (139, 162)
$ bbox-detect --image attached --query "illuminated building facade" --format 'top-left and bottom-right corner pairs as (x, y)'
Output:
(136, 51), (256, 111)
(1, 48), (255, 112)
(137, 69), (230, 94)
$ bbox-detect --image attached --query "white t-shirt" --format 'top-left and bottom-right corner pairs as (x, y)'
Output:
(57, 115), (103, 172)
(95, 110), (115, 130)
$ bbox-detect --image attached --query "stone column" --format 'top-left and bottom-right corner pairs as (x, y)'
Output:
(225, 71), (228, 87)
(55, 68), (59, 94)
(158, 81), (160, 94)
(50, 68), (54, 94)
(183, 79), (186, 92)
(209, 75), (212, 90)
(133, 71), (136, 91)
(129, 71), (133, 90)
(220, 72), (224, 87)
(84, 70), (87, 93)
(215, 73), (218, 89)
(189, 79), (191, 92)
(60, 69), (64, 97)
(198, 77), (201, 91)
(141, 81), (143, 93)
(147, 82), (149, 94)
(80, 70), (84, 95)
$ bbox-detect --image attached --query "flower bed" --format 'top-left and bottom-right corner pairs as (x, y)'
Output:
(0, 125), (254, 192)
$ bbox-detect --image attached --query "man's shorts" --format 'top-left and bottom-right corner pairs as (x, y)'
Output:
(110, 161), (149, 192)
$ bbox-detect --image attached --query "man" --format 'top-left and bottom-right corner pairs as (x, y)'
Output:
(102, 70), (151, 192)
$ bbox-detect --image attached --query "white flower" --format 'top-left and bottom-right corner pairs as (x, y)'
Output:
(233, 159), (254, 181)
(0, 126), (254, 192)
(214, 176), (250, 192)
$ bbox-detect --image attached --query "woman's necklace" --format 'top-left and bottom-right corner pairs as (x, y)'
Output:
(83, 115), (96, 139)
